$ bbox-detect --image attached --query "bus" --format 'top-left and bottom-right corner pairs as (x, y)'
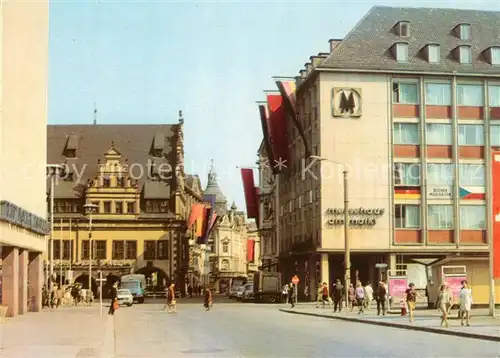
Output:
(120, 274), (146, 303)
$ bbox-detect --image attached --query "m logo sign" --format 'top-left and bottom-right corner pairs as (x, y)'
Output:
(332, 88), (362, 118)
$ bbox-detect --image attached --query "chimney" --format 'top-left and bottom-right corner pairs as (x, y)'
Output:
(305, 63), (312, 76)
(310, 55), (323, 69)
(328, 39), (342, 53)
(300, 69), (306, 79)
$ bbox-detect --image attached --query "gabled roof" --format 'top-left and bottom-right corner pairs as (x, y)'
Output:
(47, 124), (178, 199)
(320, 6), (500, 74)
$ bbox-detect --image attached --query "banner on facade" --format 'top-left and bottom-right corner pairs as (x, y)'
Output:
(266, 94), (289, 172)
(200, 194), (216, 244)
(241, 168), (258, 219)
(258, 104), (275, 165)
(188, 203), (204, 228)
(492, 150), (500, 279)
(276, 80), (311, 158)
(247, 239), (255, 262)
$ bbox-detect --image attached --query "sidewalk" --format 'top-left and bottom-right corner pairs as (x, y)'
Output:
(280, 304), (500, 342)
(0, 306), (114, 358)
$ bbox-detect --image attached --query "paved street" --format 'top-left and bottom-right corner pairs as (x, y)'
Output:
(2, 298), (500, 357)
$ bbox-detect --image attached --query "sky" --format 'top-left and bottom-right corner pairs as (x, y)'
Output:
(48, 0), (500, 210)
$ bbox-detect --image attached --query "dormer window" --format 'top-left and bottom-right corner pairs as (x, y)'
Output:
(485, 46), (500, 65)
(396, 21), (410, 38)
(456, 23), (471, 40)
(392, 42), (409, 62)
(426, 44), (440, 63)
(457, 45), (472, 64)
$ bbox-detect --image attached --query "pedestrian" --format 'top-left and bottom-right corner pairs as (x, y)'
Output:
(348, 284), (356, 311)
(355, 282), (365, 314)
(320, 282), (330, 308)
(188, 284), (193, 298)
(165, 283), (177, 313)
(198, 285), (202, 296)
(316, 282), (323, 308)
(376, 281), (387, 316)
(289, 283), (296, 308)
(405, 282), (420, 323)
(108, 282), (118, 315)
(437, 283), (452, 327)
(459, 280), (473, 326)
(281, 284), (289, 304)
(204, 287), (212, 311)
(333, 279), (344, 312)
(364, 283), (373, 310)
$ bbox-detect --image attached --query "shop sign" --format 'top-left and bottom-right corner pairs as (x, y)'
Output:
(325, 207), (384, 227)
(427, 186), (452, 199)
(0, 200), (49, 235)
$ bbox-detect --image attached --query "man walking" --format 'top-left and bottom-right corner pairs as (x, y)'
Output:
(333, 279), (344, 312)
(377, 281), (387, 316)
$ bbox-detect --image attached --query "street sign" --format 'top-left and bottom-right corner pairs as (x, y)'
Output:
(292, 275), (300, 285)
(375, 263), (388, 268)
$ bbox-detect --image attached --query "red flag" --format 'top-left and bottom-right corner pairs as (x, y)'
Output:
(492, 150), (500, 279)
(241, 168), (258, 219)
(259, 104), (275, 165)
(195, 205), (208, 237)
(266, 94), (289, 170)
(188, 204), (204, 228)
(247, 239), (255, 262)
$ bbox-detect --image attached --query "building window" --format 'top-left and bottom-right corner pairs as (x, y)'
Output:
(459, 46), (472, 64)
(393, 123), (419, 144)
(117, 177), (125, 188)
(82, 240), (90, 260)
(95, 240), (106, 260)
(428, 44), (440, 63)
(115, 202), (123, 214)
(457, 84), (483, 106)
(144, 240), (156, 260)
(425, 83), (451, 105)
(395, 43), (409, 62)
(427, 164), (454, 185)
(103, 177), (111, 188)
(393, 83), (418, 104)
(221, 259), (230, 271)
(458, 124), (484, 146)
(112, 240), (125, 260)
(103, 201), (111, 214)
(126, 202), (135, 214)
(460, 205), (486, 229)
(125, 240), (137, 259)
(491, 125), (500, 146)
(459, 24), (471, 40)
(398, 21), (410, 37)
(145, 200), (168, 213)
(490, 47), (500, 65)
(428, 205), (454, 229)
(489, 85), (500, 107)
(426, 124), (452, 145)
(91, 202), (100, 214)
(157, 240), (169, 260)
(222, 241), (228, 253)
(394, 163), (420, 186)
(459, 164), (485, 186)
(395, 204), (420, 229)
(53, 240), (71, 260)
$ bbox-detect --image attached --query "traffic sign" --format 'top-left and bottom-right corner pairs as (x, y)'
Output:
(292, 275), (300, 285)
(375, 263), (388, 268)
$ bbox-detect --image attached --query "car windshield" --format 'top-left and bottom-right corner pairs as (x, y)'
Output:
(118, 289), (130, 295)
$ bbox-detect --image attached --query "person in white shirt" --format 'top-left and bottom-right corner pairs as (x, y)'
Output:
(459, 280), (473, 326)
(364, 283), (374, 310)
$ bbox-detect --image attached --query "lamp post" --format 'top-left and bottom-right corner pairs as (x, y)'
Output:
(309, 156), (350, 305)
(46, 164), (63, 289)
(84, 203), (98, 298)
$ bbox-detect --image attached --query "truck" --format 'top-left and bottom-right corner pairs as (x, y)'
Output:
(253, 271), (282, 303)
(120, 274), (146, 303)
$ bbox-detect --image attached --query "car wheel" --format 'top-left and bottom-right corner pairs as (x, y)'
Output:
(138, 298), (144, 304)
(127, 303), (132, 307)
(269, 296), (276, 303)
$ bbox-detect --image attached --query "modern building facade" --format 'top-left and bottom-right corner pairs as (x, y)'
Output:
(0, 0), (50, 316)
(46, 118), (202, 296)
(265, 6), (500, 304)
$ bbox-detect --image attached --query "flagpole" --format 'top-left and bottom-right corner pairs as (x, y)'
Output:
(272, 76), (296, 80)
(69, 218), (72, 274)
(263, 90), (280, 93)
(60, 218), (63, 286)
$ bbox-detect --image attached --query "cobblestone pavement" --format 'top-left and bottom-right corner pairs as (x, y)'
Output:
(2, 300), (500, 357)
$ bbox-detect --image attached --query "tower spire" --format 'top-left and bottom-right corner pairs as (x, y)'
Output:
(93, 102), (97, 125)
(178, 110), (184, 124)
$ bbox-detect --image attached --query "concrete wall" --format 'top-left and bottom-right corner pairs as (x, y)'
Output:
(0, 0), (49, 252)
(318, 72), (392, 251)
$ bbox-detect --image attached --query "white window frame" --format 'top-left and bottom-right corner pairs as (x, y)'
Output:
(428, 205), (454, 230)
(394, 163), (420, 186)
(491, 47), (500, 65)
(488, 85), (500, 107)
(399, 22), (410, 38)
(426, 123), (452, 145)
(459, 46), (472, 64)
(393, 82), (419, 104)
(396, 43), (409, 62)
(460, 205), (486, 230)
(457, 84), (484, 106)
(491, 125), (500, 146)
(425, 83), (452, 105)
(458, 124), (484, 146)
(393, 123), (419, 144)
(460, 24), (471, 40)
(428, 44), (440, 63)
(394, 204), (420, 229)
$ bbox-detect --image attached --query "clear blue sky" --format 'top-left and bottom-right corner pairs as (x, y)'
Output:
(48, 0), (499, 210)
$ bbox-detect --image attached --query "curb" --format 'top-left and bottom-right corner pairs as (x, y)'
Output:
(279, 309), (500, 342)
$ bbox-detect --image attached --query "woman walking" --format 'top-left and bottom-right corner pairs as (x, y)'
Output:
(204, 287), (212, 311)
(437, 283), (452, 328)
(460, 280), (473, 326)
(405, 283), (420, 323)
(355, 282), (365, 314)
(165, 283), (176, 313)
(108, 282), (118, 315)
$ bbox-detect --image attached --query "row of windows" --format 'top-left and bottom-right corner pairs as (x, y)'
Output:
(53, 239), (169, 260)
(394, 123), (500, 146)
(394, 163), (484, 186)
(393, 82), (500, 107)
(89, 201), (136, 214)
(395, 204), (485, 230)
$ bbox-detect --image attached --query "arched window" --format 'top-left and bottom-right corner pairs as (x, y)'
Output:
(221, 259), (229, 271)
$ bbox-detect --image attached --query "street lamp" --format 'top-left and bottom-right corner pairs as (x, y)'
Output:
(84, 203), (98, 299)
(46, 164), (63, 289)
(309, 155), (350, 305)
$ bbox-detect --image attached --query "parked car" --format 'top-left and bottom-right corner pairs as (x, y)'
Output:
(235, 286), (246, 300)
(117, 289), (133, 307)
(242, 283), (254, 302)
